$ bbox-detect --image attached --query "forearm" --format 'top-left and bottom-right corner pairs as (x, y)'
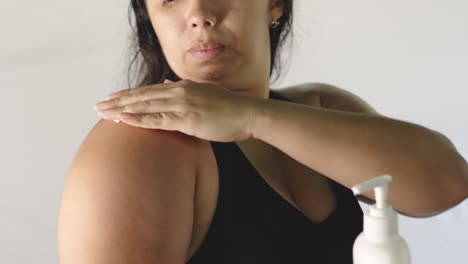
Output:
(250, 98), (468, 217)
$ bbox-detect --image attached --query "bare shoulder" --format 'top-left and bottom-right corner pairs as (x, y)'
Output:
(276, 82), (381, 115)
(58, 119), (203, 263)
(65, 118), (203, 190)
(273, 83), (322, 107)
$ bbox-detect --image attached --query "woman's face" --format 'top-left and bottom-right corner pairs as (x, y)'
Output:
(145, 0), (283, 94)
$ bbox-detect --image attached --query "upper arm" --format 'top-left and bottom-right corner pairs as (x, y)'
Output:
(278, 82), (381, 116)
(278, 82), (382, 207)
(279, 83), (468, 214)
(316, 82), (380, 115)
(58, 120), (199, 264)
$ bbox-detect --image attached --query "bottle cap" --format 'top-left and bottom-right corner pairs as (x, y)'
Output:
(352, 175), (397, 242)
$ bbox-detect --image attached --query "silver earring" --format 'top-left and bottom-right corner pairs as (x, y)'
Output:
(271, 19), (280, 29)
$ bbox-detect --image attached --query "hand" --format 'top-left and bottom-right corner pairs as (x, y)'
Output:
(94, 79), (257, 142)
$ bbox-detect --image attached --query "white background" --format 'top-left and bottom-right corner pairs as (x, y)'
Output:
(1, 0), (466, 263)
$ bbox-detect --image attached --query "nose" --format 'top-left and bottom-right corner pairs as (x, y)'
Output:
(187, 1), (217, 29)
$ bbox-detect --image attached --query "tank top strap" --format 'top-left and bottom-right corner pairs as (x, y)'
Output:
(269, 89), (290, 101)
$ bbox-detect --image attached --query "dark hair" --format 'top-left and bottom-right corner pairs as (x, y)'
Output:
(126, 0), (293, 88)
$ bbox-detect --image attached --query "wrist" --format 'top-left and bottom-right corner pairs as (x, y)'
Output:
(248, 97), (273, 140)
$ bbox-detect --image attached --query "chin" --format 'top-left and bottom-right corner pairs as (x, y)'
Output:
(201, 71), (227, 81)
(178, 68), (249, 91)
(183, 69), (229, 83)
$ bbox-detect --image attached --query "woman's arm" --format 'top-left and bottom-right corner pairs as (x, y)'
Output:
(57, 120), (199, 264)
(250, 83), (468, 218)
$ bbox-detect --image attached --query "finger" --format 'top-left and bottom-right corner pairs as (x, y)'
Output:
(121, 98), (183, 114)
(107, 81), (179, 100)
(106, 88), (132, 100)
(95, 87), (176, 111)
(96, 98), (182, 120)
(119, 112), (183, 131)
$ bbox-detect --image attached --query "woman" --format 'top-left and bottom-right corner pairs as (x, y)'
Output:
(58, 0), (468, 263)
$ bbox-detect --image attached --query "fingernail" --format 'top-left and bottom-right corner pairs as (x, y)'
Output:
(106, 93), (118, 100)
(97, 112), (111, 119)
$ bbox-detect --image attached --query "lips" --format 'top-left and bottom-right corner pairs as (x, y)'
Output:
(190, 42), (225, 52)
(189, 42), (226, 61)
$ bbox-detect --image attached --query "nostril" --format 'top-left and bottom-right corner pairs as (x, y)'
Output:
(190, 17), (215, 28)
(192, 21), (212, 28)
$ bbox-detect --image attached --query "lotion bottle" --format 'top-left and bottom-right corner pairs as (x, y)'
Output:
(351, 175), (411, 264)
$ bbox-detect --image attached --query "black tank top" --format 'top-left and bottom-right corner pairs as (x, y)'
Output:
(187, 90), (363, 264)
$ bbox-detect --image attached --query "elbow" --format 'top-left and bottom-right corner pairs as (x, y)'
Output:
(432, 133), (468, 213)
(399, 155), (467, 219)
(426, 153), (468, 218)
(460, 154), (468, 197)
(444, 146), (468, 207)
(451, 153), (468, 204)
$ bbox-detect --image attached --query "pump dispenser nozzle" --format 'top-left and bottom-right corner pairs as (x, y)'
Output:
(351, 174), (411, 264)
(352, 174), (392, 210)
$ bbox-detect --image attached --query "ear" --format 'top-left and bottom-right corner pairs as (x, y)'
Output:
(164, 79), (174, 84)
(269, 0), (285, 22)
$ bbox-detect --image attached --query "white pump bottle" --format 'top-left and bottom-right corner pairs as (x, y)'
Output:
(351, 175), (411, 264)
